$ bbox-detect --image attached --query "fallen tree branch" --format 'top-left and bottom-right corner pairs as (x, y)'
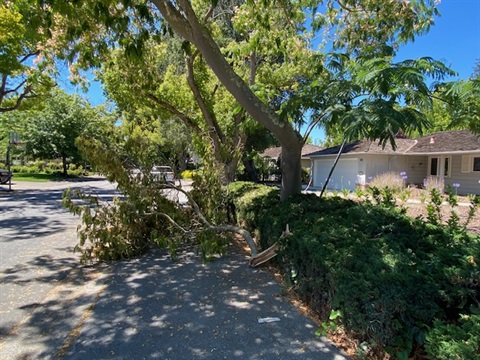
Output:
(249, 243), (279, 267)
(153, 182), (259, 257)
(249, 224), (293, 267)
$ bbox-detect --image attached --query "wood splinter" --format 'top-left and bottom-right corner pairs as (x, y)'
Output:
(249, 224), (292, 268)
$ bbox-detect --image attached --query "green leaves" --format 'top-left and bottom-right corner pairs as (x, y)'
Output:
(431, 79), (480, 133)
(21, 89), (108, 174)
(313, 0), (440, 55)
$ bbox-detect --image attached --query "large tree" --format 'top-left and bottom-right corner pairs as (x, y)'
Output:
(23, 90), (106, 175)
(34, 0), (445, 199)
(99, 40), (250, 182)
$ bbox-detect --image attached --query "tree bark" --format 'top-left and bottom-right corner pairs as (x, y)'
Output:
(151, 0), (303, 200)
(280, 142), (302, 200)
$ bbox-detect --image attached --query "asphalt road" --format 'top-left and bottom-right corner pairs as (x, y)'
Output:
(0, 178), (118, 340)
(0, 178), (348, 360)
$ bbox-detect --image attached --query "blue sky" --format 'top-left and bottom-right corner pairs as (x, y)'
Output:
(396, 0), (480, 80)
(77, 0), (480, 143)
(307, 0), (480, 144)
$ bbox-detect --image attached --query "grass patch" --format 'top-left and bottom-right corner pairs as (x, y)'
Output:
(13, 173), (68, 182)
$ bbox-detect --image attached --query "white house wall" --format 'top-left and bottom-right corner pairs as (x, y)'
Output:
(361, 154), (407, 179)
(448, 154), (480, 195)
(312, 151), (480, 195)
(313, 154), (426, 191)
(406, 154), (480, 194)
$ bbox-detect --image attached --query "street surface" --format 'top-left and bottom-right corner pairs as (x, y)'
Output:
(0, 177), (348, 359)
(0, 178), (118, 341)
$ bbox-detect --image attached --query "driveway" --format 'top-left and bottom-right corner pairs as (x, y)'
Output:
(0, 178), (348, 359)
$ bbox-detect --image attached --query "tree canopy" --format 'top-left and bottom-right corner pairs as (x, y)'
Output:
(26, 0), (452, 199)
(0, 2), (59, 112)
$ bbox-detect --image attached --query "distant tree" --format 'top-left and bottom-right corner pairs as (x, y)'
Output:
(117, 107), (192, 173)
(23, 90), (99, 175)
(99, 41), (248, 182)
(417, 58), (480, 135)
(473, 59), (480, 79)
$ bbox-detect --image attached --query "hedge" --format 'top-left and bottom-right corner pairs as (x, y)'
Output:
(227, 182), (480, 359)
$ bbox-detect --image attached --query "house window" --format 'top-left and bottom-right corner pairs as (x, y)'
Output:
(473, 157), (480, 171)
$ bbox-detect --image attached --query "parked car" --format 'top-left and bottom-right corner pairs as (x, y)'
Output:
(151, 166), (176, 184)
(0, 168), (12, 184)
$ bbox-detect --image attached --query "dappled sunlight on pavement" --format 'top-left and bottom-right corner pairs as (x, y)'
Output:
(0, 179), (348, 359)
(60, 248), (348, 360)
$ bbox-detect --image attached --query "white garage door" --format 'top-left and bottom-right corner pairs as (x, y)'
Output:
(314, 158), (358, 191)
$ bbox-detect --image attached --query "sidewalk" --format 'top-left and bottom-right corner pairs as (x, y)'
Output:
(0, 248), (349, 360)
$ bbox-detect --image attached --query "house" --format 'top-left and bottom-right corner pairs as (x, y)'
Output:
(260, 144), (323, 169)
(309, 130), (480, 195)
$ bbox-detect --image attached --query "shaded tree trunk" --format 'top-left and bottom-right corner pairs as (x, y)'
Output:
(242, 158), (259, 182)
(152, 0), (303, 200)
(280, 142), (302, 200)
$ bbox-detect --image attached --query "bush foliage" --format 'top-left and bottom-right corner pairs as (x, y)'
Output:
(6, 160), (86, 176)
(63, 138), (234, 263)
(228, 182), (480, 359)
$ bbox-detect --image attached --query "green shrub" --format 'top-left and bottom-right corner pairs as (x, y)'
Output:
(425, 310), (480, 360)
(301, 167), (310, 183)
(67, 164), (84, 176)
(11, 165), (23, 173)
(227, 181), (280, 233)
(46, 162), (63, 172)
(228, 183), (480, 359)
(26, 160), (44, 172)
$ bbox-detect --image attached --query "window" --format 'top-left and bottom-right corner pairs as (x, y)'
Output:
(473, 157), (480, 171)
(444, 157), (450, 177)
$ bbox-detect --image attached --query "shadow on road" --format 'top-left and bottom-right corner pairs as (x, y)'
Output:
(0, 252), (77, 286)
(1, 248), (348, 359)
(0, 187), (122, 241)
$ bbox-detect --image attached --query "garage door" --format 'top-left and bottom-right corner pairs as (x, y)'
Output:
(314, 158), (358, 191)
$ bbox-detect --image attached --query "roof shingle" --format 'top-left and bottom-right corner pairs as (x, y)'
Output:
(309, 130), (480, 157)
(408, 130), (480, 153)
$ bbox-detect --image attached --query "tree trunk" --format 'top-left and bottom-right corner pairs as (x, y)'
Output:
(224, 161), (238, 184)
(242, 158), (259, 182)
(280, 142), (302, 201)
(152, 0), (303, 200)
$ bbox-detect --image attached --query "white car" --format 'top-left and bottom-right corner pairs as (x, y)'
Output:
(151, 166), (176, 184)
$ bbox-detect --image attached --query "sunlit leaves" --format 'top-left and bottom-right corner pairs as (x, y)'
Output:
(312, 0), (440, 55)
(434, 79), (480, 133)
